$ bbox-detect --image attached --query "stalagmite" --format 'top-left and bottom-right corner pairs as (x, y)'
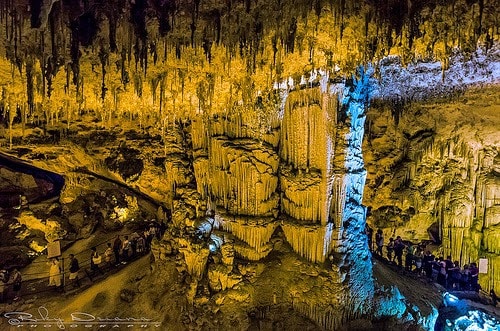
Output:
(292, 302), (344, 331)
(178, 238), (210, 280)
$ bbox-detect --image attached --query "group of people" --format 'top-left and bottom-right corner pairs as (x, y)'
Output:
(64, 223), (164, 287)
(0, 219), (167, 302)
(368, 227), (482, 292)
(0, 268), (22, 302)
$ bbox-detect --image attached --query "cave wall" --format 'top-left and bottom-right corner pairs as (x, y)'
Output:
(363, 87), (500, 292)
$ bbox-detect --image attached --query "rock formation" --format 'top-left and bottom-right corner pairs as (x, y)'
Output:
(0, 1), (498, 329)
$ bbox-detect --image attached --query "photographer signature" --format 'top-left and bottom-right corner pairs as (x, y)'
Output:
(4, 306), (161, 329)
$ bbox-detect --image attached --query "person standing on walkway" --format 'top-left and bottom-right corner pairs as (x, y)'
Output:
(113, 235), (122, 266)
(386, 238), (395, 262)
(10, 268), (22, 301)
(365, 225), (373, 252)
(375, 229), (384, 256)
(491, 288), (498, 307)
(48, 258), (62, 290)
(394, 236), (405, 268)
(68, 254), (81, 288)
(121, 236), (131, 264)
(137, 234), (145, 255)
(469, 262), (479, 292)
(90, 247), (104, 277)
(105, 243), (113, 269)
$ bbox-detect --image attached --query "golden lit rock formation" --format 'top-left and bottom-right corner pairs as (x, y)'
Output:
(0, 1), (499, 330)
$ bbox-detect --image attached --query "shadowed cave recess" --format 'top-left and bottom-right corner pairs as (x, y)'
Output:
(0, 0), (499, 330)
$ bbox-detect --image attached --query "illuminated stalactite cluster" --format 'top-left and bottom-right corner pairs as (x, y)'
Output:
(168, 72), (374, 327)
(0, 0), (497, 138)
(364, 87), (500, 294)
(0, 1), (498, 329)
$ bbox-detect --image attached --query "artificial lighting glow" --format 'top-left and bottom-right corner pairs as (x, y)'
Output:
(443, 292), (460, 306)
(447, 310), (499, 331)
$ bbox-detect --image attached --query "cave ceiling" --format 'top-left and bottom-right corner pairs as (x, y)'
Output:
(0, 0), (497, 117)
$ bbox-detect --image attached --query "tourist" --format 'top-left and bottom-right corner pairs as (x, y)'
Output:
(90, 247), (104, 277)
(366, 225), (373, 252)
(48, 258), (62, 290)
(130, 235), (138, 258)
(490, 288), (498, 307)
(137, 234), (145, 255)
(145, 228), (154, 252)
(375, 229), (384, 256)
(68, 254), (81, 288)
(437, 257), (447, 287)
(386, 237), (394, 262)
(423, 251), (435, 279)
(113, 235), (122, 265)
(405, 244), (414, 271)
(444, 256), (454, 286)
(460, 264), (471, 290)
(469, 262), (479, 292)
(394, 236), (405, 268)
(159, 221), (167, 239)
(447, 261), (461, 290)
(104, 243), (113, 267)
(10, 268), (22, 301)
(121, 236), (131, 263)
(413, 248), (423, 275)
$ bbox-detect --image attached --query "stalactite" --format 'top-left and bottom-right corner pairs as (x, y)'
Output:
(233, 240), (273, 261)
(193, 157), (210, 199)
(280, 168), (323, 222)
(279, 87), (338, 223)
(217, 215), (278, 250)
(208, 137), (279, 216)
(281, 220), (334, 263)
(25, 56), (34, 115)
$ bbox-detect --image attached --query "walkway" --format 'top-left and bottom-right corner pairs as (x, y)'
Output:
(0, 231), (150, 305)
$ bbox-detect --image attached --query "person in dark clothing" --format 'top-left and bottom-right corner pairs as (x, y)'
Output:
(423, 251), (435, 279)
(68, 254), (81, 288)
(444, 256), (454, 288)
(159, 221), (167, 239)
(393, 236), (405, 268)
(405, 244), (414, 271)
(366, 225), (373, 252)
(375, 229), (384, 256)
(449, 261), (462, 290)
(386, 238), (395, 262)
(130, 236), (137, 258)
(437, 257), (447, 287)
(460, 264), (471, 290)
(113, 235), (122, 266)
(491, 288), (498, 307)
(10, 268), (22, 301)
(469, 262), (479, 292)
